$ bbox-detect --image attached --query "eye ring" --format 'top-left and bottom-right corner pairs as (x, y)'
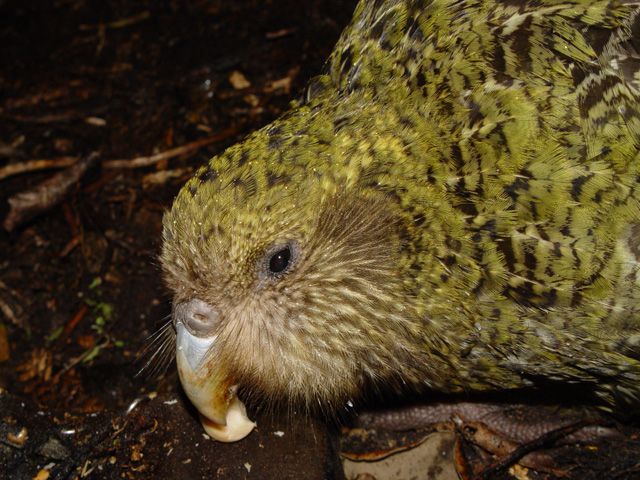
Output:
(262, 241), (299, 278)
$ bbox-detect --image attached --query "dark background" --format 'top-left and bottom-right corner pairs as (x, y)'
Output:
(0, 1), (355, 477)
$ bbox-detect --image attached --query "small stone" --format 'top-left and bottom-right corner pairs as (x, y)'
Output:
(37, 437), (69, 460)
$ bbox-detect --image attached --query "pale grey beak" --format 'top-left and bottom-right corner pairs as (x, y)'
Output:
(174, 299), (255, 442)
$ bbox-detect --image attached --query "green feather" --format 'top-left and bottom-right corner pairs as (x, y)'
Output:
(163, 0), (640, 411)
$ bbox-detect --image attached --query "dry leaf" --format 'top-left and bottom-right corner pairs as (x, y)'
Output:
(229, 70), (251, 90)
(33, 468), (50, 480)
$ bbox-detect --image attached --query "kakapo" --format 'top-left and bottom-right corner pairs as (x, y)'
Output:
(161, 0), (640, 441)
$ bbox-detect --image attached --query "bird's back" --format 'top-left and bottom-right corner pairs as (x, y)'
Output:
(312, 0), (640, 405)
(163, 0), (640, 412)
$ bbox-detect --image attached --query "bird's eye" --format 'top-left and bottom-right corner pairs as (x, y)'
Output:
(260, 241), (299, 280)
(268, 246), (291, 274)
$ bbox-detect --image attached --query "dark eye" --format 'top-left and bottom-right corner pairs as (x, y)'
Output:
(268, 246), (291, 274)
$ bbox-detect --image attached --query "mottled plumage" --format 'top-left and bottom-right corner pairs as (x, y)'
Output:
(162, 0), (640, 414)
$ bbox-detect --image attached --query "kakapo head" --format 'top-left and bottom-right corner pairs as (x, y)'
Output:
(160, 107), (432, 440)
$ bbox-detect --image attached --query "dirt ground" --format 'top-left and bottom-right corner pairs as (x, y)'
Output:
(2, 1), (640, 479)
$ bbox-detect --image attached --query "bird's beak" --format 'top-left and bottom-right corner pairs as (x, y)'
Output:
(174, 301), (255, 442)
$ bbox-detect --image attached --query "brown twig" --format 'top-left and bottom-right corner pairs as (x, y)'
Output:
(142, 168), (193, 188)
(4, 111), (92, 124)
(3, 153), (100, 231)
(0, 324), (10, 362)
(471, 420), (589, 480)
(102, 129), (236, 169)
(54, 339), (110, 380)
(59, 236), (81, 258)
(0, 131), (238, 229)
(0, 130), (237, 183)
(0, 157), (78, 181)
(62, 304), (89, 340)
(78, 11), (150, 31)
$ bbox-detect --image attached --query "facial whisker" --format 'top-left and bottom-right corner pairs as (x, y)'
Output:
(141, 315), (173, 342)
(135, 318), (176, 379)
(141, 322), (174, 351)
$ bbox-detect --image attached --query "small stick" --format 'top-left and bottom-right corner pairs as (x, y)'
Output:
(79, 11), (150, 31)
(102, 129), (236, 169)
(0, 129), (238, 182)
(472, 420), (589, 480)
(62, 304), (89, 340)
(0, 157), (78, 181)
(3, 153), (100, 231)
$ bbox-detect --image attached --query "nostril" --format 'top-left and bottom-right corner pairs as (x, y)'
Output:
(173, 298), (219, 337)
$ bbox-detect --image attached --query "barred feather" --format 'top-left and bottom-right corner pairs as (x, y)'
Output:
(162, 0), (640, 412)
